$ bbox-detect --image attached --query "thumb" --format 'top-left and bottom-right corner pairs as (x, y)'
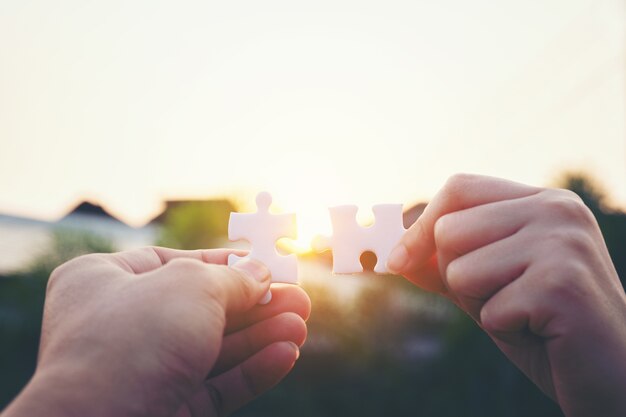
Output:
(224, 258), (272, 312)
(387, 217), (445, 293)
(161, 257), (271, 314)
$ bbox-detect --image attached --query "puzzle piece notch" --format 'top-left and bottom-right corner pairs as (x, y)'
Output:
(313, 204), (406, 274)
(228, 191), (298, 285)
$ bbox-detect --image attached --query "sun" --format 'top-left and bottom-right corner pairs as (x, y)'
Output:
(278, 209), (331, 255)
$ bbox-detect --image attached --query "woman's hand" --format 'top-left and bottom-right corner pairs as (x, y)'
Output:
(388, 174), (626, 417)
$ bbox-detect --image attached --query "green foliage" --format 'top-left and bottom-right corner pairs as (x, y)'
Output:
(0, 230), (114, 407)
(0, 273), (46, 406)
(26, 229), (115, 276)
(156, 200), (234, 249)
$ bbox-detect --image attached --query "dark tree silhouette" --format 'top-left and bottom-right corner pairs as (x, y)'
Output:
(555, 171), (626, 286)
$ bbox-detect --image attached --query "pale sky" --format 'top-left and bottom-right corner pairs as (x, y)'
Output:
(1, 0), (625, 245)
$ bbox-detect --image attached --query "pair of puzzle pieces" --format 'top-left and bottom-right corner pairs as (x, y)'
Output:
(228, 193), (406, 296)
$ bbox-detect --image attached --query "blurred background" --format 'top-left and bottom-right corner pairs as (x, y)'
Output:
(1, 1), (625, 416)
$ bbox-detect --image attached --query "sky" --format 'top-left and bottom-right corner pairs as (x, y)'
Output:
(0, 0), (625, 247)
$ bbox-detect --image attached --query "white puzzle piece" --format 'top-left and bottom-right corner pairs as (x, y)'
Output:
(312, 204), (406, 274)
(228, 192), (298, 304)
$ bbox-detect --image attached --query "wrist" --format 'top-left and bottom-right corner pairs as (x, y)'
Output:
(2, 362), (146, 417)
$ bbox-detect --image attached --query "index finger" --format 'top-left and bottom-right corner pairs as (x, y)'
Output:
(388, 174), (540, 282)
(225, 285), (311, 333)
(108, 246), (247, 274)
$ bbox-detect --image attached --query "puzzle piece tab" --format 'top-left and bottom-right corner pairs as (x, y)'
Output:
(228, 192), (298, 290)
(312, 204), (406, 274)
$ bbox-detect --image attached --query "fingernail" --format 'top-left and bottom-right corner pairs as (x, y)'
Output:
(287, 341), (300, 360)
(387, 244), (409, 274)
(232, 258), (270, 282)
(259, 290), (272, 305)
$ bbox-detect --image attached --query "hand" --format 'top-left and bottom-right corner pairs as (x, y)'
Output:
(2, 247), (311, 417)
(387, 174), (626, 417)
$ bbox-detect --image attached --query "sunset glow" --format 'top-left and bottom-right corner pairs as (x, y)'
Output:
(0, 0), (624, 225)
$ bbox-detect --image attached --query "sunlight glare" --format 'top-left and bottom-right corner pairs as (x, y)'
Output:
(282, 208), (331, 255)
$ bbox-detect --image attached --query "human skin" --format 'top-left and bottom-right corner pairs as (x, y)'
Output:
(387, 173), (626, 417)
(1, 247), (311, 417)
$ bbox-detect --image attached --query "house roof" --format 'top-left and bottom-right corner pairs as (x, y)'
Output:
(61, 201), (124, 224)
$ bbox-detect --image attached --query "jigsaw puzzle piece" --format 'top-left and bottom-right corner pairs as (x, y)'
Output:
(228, 211), (297, 260)
(227, 253), (298, 284)
(313, 203), (406, 274)
(313, 234), (365, 273)
(228, 193), (297, 243)
(227, 192), (299, 303)
(267, 213), (297, 241)
(313, 205), (365, 274)
(369, 204), (406, 273)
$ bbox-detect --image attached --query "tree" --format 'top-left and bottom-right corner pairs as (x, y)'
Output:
(156, 200), (235, 250)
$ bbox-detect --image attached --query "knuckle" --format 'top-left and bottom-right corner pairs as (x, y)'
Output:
(479, 304), (497, 333)
(404, 216), (428, 249)
(541, 190), (595, 225)
(199, 265), (258, 308)
(554, 188), (584, 202)
(297, 287), (313, 321)
(162, 258), (221, 301)
(204, 381), (225, 417)
(239, 363), (260, 396)
(270, 312), (308, 346)
(275, 286), (312, 321)
(445, 259), (466, 294)
(230, 268), (255, 301)
(433, 215), (451, 247)
(542, 227), (594, 257)
(278, 311), (307, 329)
(441, 173), (484, 212)
(445, 173), (477, 191)
(46, 264), (66, 293)
(434, 213), (465, 254)
(443, 174), (475, 201)
(165, 257), (207, 274)
(558, 261), (590, 281)
(144, 246), (166, 263)
(46, 253), (99, 293)
(540, 259), (591, 301)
